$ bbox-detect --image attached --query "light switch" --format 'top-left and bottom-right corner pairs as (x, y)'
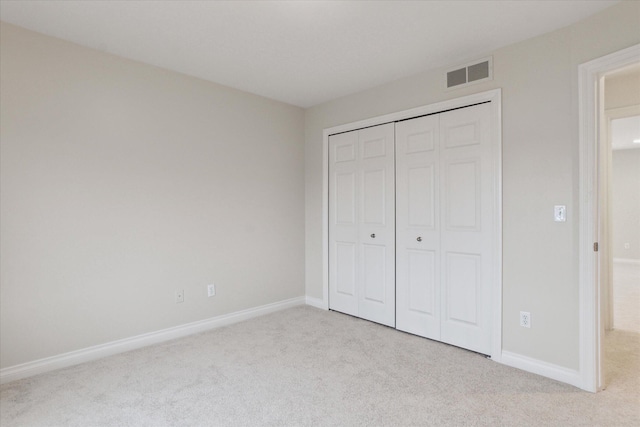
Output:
(554, 205), (566, 222)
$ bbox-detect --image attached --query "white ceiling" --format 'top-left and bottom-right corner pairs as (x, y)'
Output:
(0, 0), (619, 108)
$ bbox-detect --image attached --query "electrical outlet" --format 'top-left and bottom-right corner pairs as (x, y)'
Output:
(175, 290), (184, 303)
(207, 283), (216, 297)
(520, 311), (531, 328)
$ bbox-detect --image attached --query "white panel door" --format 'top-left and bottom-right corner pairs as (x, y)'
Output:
(329, 123), (395, 327)
(329, 130), (359, 317)
(358, 124), (395, 326)
(396, 103), (494, 355)
(439, 103), (493, 355)
(396, 115), (441, 339)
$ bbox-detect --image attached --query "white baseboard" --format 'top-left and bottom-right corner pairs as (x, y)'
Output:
(0, 296), (306, 385)
(613, 258), (640, 266)
(305, 296), (327, 310)
(500, 350), (583, 389)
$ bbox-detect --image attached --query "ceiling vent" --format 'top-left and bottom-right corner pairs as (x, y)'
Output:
(446, 57), (493, 89)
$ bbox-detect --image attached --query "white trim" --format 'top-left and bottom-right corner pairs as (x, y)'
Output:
(321, 89), (502, 360)
(500, 351), (582, 389)
(602, 105), (640, 329)
(578, 43), (640, 393)
(491, 91), (503, 363)
(323, 90), (500, 137)
(613, 258), (640, 265)
(0, 296), (306, 385)
(305, 296), (327, 309)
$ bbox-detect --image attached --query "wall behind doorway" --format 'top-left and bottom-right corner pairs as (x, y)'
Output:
(611, 148), (640, 261)
(605, 66), (640, 262)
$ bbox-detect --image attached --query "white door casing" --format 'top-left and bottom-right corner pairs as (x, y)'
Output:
(329, 123), (395, 327)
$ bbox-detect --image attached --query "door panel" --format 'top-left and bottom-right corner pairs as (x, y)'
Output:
(408, 165), (435, 227)
(445, 159), (480, 230)
(406, 128), (436, 153)
(335, 242), (357, 297)
(362, 244), (386, 303)
(439, 103), (493, 355)
(397, 103), (494, 355)
(444, 252), (480, 325)
(407, 249), (437, 315)
(396, 115), (441, 338)
(362, 136), (387, 159)
(329, 123), (395, 327)
(443, 115), (482, 148)
(358, 124), (395, 326)
(329, 131), (359, 316)
(335, 144), (356, 163)
(335, 172), (356, 225)
(363, 169), (386, 225)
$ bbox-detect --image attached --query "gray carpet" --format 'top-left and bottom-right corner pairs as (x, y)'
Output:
(1, 305), (639, 426)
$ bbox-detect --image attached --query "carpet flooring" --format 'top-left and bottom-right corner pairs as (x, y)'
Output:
(1, 305), (639, 426)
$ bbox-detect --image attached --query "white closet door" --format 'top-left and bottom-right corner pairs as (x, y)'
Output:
(357, 124), (395, 326)
(439, 103), (493, 355)
(396, 115), (441, 338)
(329, 123), (395, 327)
(329, 130), (359, 317)
(396, 103), (494, 355)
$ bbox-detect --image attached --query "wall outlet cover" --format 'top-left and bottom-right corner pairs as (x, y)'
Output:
(175, 290), (184, 303)
(520, 311), (531, 328)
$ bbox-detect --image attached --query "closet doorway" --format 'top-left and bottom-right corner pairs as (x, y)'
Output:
(324, 90), (502, 358)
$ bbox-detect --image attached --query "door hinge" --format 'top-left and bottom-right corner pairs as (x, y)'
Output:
(594, 242), (599, 252)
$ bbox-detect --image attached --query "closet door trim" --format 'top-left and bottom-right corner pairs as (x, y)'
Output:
(321, 89), (502, 361)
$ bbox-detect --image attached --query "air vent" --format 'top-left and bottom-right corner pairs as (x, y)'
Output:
(446, 57), (493, 89)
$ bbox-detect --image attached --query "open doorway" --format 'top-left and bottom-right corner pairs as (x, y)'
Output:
(601, 66), (640, 391)
(578, 44), (640, 393)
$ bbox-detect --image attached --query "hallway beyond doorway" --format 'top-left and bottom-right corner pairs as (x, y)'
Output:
(612, 261), (640, 333)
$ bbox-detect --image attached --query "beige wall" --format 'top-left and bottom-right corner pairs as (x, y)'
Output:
(304, 1), (640, 370)
(605, 68), (640, 110)
(0, 23), (305, 369)
(612, 149), (640, 260)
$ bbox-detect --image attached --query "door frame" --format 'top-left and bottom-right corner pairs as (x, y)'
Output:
(321, 89), (503, 360)
(577, 43), (640, 393)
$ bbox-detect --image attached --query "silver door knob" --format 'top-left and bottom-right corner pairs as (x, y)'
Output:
(370, 233), (376, 238)
(417, 237), (422, 242)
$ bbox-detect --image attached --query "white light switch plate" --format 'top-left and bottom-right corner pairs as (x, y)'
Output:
(554, 205), (566, 222)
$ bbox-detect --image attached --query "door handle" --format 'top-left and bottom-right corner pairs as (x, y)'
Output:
(417, 237), (422, 242)
(370, 233), (376, 238)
